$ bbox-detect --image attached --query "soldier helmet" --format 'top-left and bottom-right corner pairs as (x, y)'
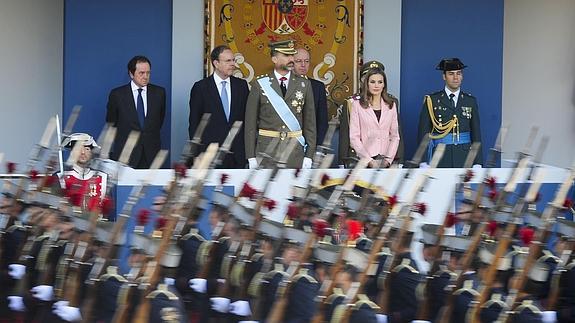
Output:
(436, 58), (467, 71)
(62, 133), (100, 149)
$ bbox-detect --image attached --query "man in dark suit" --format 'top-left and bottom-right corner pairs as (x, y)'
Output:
(106, 55), (166, 169)
(294, 48), (328, 146)
(188, 45), (249, 168)
(417, 58), (482, 168)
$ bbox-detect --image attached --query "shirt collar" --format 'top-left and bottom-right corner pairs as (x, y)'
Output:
(444, 86), (460, 98)
(213, 72), (230, 85)
(274, 70), (291, 82)
(131, 81), (147, 92)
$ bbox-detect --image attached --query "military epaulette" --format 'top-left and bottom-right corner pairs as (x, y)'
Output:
(515, 299), (542, 314)
(99, 266), (128, 283)
(325, 288), (346, 305)
(196, 240), (212, 267)
(566, 259), (575, 270)
(392, 258), (419, 274)
(461, 91), (475, 98)
(251, 252), (264, 262)
(264, 263), (289, 280)
(256, 74), (268, 79)
(291, 268), (318, 284)
(482, 293), (508, 309)
(434, 266), (457, 280)
(6, 222), (26, 233)
(146, 284), (179, 300)
(34, 233), (51, 242)
(539, 250), (560, 264)
(181, 228), (205, 242)
(218, 235), (230, 244)
(352, 294), (380, 310)
(453, 279), (479, 296)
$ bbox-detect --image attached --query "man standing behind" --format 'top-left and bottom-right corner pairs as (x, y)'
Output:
(417, 58), (482, 168)
(294, 48), (328, 146)
(245, 40), (316, 169)
(189, 45), (249, 168)
(106, 55), (166, 169)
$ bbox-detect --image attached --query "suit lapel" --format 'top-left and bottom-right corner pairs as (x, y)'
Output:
(124, 85), (141, 129)
(208, 75), (227, 123)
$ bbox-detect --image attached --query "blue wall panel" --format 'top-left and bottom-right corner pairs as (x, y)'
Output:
(64, 0), (172, 162)
(400, 0), (504, 164)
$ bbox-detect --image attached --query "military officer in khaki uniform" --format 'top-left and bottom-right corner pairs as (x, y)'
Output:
(245, 40), (316, 169)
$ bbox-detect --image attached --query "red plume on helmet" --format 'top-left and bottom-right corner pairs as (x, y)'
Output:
(137, 209), (151, 226)
(519, 226), (535, 246)
(264, 198), (277, 211)
(487, 220), (498, 237)
(312, 218), (329, 238)
(445, 212), (458, 228)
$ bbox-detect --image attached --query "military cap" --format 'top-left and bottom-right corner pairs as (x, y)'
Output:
(441, 234), (473, 253)
(436, 58), (467, 71)
(479, 242), (513, 271)
(360, 60), (385, 78)
(420, 223), (441, 245)
(62, 132), (100, 149)
(269, 39), (297, 55)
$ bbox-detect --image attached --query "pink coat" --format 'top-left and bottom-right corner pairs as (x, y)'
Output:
(349, 98), (400, 164)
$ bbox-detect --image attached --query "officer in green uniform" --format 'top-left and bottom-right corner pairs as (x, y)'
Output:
(338, 60), (404, 168)
(244, 40), (316, 169)
(417, 58), (482, 168)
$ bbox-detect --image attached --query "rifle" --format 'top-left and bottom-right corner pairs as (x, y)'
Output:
(265, 157), (371, 323)
(416, 142), (481, 321)
(439, 126), (508, 322)
(496, 163), (575, 322)
(131, 143), (220, 323)
(470, 158), (542, 323)
(375, 144), (446, 316)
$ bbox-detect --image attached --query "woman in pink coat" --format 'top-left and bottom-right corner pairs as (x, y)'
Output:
(349, 67), (400, 168)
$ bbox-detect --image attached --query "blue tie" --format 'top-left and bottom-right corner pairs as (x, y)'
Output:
(221, 81), (230, 121)
(137, 88), (145, 128)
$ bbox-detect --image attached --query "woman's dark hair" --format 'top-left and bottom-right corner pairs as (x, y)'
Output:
(359, 68), (394, 109)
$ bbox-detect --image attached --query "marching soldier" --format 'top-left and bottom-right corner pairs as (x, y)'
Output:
(244, 39), (317, 169)
(417, 58), (482, 168)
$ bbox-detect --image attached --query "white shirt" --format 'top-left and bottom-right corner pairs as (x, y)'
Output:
(213, 72), (231, 114)
(444, 86), (460, 107)
(274, 70), (291, 89)
(131, 81), (147, 116)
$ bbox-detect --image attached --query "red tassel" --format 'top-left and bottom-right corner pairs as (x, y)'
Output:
(487, 220), (498, 237)
(488, 189), (498, 202)
(137, 209), (151, 226)
(563, 198), (573, 209)
(173, 162), (187, 178)
(287, 203), (299, 220)
(6, 162), (16, 174)
(388, 195), (398, 208)
(312, 219), (329, 238)
(464, 170), (474, 183)
(320, 174), (331, 186)
(156, 216), (168, 230)
(220, 173), (229, 185)
(264, 198), (277, 211)
(445, 212), (458, 228)
(239, 183), (258, 200)
(347, 220), (362, 240)
(413, 202), (427, 216)
(485, 176), (497, 189)
(519, 226), (535, 246)
(29, 170), (39, 182)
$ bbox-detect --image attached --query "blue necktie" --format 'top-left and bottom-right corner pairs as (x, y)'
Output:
(221, 81), (230, 121)
(137, 88), (145, 128)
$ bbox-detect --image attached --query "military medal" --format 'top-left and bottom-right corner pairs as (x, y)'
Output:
(292, 99), (302, 113)
(462, 106), (472, 119)
(295, 90), (304, 100)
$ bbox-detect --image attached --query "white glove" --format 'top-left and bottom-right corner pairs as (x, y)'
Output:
(472, 164), (482, 169)
(54, 305), (82, 322)
(164, 277), (175, 286)
(239, 321), (259, 323)
(411, 321), (431, 323)
(189, 278), (207, 293)
(376, 314), (388, 323)
(7, 296), (26, 312)
(31, 285), (54, 301)
(53, 300), (69, 309)
(302, 157), (312, 169)
(8, 264), (26, 280)
(210, 297), (230, 313)
(248, 158), (258, 169)
(419, 162), (429, 169)
(230, 300), (252, 316)
(541, 311), (557, 323)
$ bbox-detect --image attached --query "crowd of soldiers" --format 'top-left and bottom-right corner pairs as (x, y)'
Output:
(0, 105), (574, 323)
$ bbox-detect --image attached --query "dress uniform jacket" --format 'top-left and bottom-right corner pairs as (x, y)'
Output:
(244, 72), (316, 168)
(417, 90), (482, 167)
